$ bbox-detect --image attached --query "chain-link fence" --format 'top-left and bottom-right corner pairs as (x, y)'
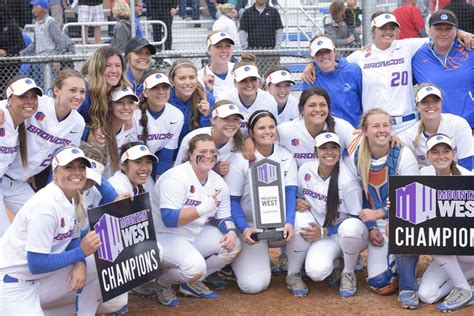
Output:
(0, 0), (472, 97)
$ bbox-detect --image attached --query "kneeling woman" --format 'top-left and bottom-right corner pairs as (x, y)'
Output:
(225, 110), (297, 294)
(294, 131), (366, 298)
(0, 146), (101, 315)
(152, 134), (241, 307)
(417, 134), (474, 312)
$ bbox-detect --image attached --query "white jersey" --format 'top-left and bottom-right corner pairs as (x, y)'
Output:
(278, 117), (356, 167)
(398, 113), (474, 168)
(0, 182), (78, 280)
(198, 63), (236, 101)
(420, 164), (472, 175)
(108, 171), (135, 196)
(297, 160), (362, 226)
(276, 94), (300, 124)
(152, 162), (231, 241)
(6, 96), (85, 181)
(225, 144), (297, 221)
(347, 38), (426, 116)
(0, 102), (20, 177)
(130, 104), (184, 155)
(174, 127), (238, 165)
(218, 88), (278, 137)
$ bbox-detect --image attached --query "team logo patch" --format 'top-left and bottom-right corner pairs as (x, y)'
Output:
(257, 163), (277, 184)
(325, 133), (332, 139)
(220, 32), (226, 37)
(90, 161), (97, 168)
(304, 173), (311, 182)
(426, 87), (433, 91)
(317, 40), (323, 46)
(60, 217), (65, 228)
(281, 71), (288, 76)
(436, 135), (444, 141)
(140, 145), (147, 151)
(440, 14), (448, 20)
(71, 148), (80, 154)
(25, 79), (33, 85)
(35, 112), (45, 121)
(385, 14), (391, 19)
(190, 185), (195, 193)
(291, 138), (300, 146)
(244, 66), (251, 72)
(155, 73), (161, 79)
(228, 104), (235, 110)
(122, 87), (129, 92)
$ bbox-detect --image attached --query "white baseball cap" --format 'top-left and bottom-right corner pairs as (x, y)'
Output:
(120, 144), (158, 164)
(86, 158), (105, 185)
(110, 86), (139, 102)
(314, 132), (340, 148)
(426, 134), (453, 152)
(6, 78), (43, 99)
(265, 69), (295, 85)
(233, 65), (261, 82)
(144, 73), (172, 90)
(52, 146), (91, 171)
(416, 85), (442, 103)
(207, 31), (235, 48)
(371, 13), (400, 28)
(212, 103), (244, 119)
(310, 37), (335, 57)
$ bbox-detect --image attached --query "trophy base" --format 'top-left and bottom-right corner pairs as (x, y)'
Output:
(250, 230), (284, 242)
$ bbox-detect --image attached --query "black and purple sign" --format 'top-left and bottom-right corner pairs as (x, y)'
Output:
(389, 176), (474, 255)
(88, 192), (161, 302)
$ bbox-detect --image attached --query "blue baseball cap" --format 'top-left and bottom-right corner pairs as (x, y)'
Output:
(31, 0), (49, 10)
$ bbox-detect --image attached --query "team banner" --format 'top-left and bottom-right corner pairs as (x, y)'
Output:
(88, 192), (161, 302)
(389, 176), (474, 255)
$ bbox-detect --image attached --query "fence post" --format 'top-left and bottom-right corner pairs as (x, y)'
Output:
(362, 0), (377, 45)
(130, 0), (136, 38)
(44, 62), (52, 92)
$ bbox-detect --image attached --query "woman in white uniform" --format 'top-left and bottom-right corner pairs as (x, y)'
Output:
(152, 134), (241, 307)
(293, 131), (366, 298)
(398, 83), (473, 170)
(417, 134), (474, 312)
(225, 110), (297, 295)
(0, 146), (101, 315)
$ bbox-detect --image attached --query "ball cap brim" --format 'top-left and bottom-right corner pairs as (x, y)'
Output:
(120, 144), (158, 164)
(233, 65), (261, 82)
(212, 103), (244, 119)
(110, 86), (140, 102)
(52, 147), (91, 171)
(426, 134), (453, 152)
(6, 78), (43, 99)
(416, 85), (442, 103)
(310, 37), (335, 57)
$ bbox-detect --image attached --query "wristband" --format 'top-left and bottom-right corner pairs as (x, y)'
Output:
(196, 196), (217, 217)
(368, 226), (379, 232)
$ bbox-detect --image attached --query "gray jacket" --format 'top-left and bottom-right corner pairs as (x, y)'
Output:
(111, 19), (131, 54)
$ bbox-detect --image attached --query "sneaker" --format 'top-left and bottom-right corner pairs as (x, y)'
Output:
(130, 281), (157, 297)
(438, 288), (473, 312)
(327, 257), (344, 288)
(340, 272), (357, 298)
(354, 253), (365, 273)
(179, 281), (219, 299)
(398, 290), (419, 310)
(286, 273), (309, 297)
(217, 265), (237, 282)
(204, 272), (227, 290)
(279, 253), (288, 274)
(157, 287), (181, 307)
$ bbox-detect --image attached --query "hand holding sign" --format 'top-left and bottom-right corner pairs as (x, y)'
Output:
(81, 231), (101, 256)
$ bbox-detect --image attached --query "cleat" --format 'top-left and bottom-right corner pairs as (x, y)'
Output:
(179, 281), (219, 299)
(286, 273), (309, 297)
(217, 265), (237, 282)
(398, 290), (419, 310)
(156, 287), (181, 307)
(354, 253), (365, 273)
(204, 272), (227, 290)
(130, 281), (157, 297)
(340, 272), (357, 298)
(327, 257), (344, 288)
(438, 288), (473, 312)
(278, 254), (288, 274)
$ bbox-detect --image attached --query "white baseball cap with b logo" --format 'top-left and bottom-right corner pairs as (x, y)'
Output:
(144, 73), (172, 89)
(426, 134), (453, 152)
(314, 132), (341, 148)
(233, 65), (261, 82)
(371, 13), (400, 28)
(310, 37), (335, 57)
(52, 147), (91, 170)
(6, 78), (43, 98)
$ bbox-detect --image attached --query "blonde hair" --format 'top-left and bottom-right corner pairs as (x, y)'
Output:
(357, 108), (391, 196)
(412, 83), (443, 156)
(218, 3), (236, 15)
(74, 192), (87, 234)
(113, 0), (131, 19)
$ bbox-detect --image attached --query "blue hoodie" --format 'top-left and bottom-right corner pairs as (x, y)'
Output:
(412, 38), (474, 128)
(301, 57), (363, 128)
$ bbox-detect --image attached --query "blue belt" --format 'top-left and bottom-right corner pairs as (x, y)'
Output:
(390, 112), (417, 125)
(2, 274), (36, 284)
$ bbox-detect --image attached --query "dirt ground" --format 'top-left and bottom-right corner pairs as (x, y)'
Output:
(127, 251), (473, 315)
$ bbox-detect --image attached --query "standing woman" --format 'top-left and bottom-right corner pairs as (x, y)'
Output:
(174, 100), (244, 177)
(398, 83), (473, 170)
(347, 108), (419, 296)
(110, 0), (133, 54)
(0, 77), (41, 236)
(218, 54), (278, 137)
(265, 66), (300, 124)
(292, 131), (366, 298)
(277, 87), (356, 167)
(212, 4), (240, 50)
(198, 31), (236, 101)
(124, 37), (156, 99)
(414, 134), (474, 312)
(0, 146), (102, 315)
(2, 71), (85, 226)
(79, 45), (129, 140)
(168, 59), (214, 145)
(225, 111), (297, 294)
(152, 134), (241, 307)
(131, 72), (184, 180)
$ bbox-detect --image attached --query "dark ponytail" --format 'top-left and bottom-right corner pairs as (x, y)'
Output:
(324, 160), (340, 227)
